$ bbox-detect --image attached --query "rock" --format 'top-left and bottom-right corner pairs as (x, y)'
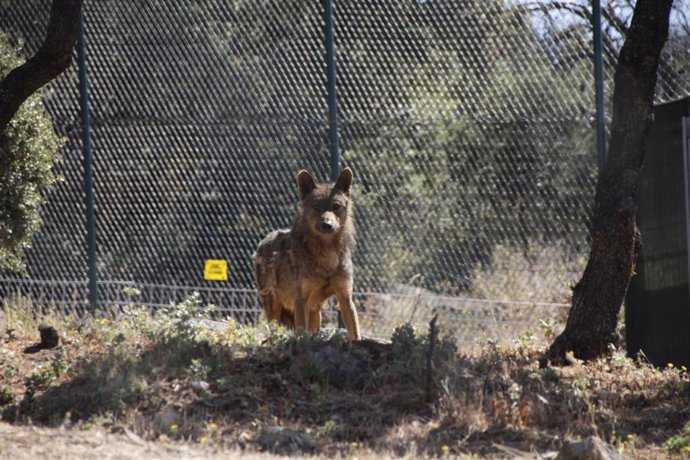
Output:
(312, 343), (366, 388)
(256, 426), (316, 455)
(557, 436), (629, 460)
(288, 331), (389, 389)
(155, 404), (181, 433)
(38, 324), (59, 349)
(191, 380), (210, 392)
(353, 337), (393, 357)
(24, 324), (60, 353)
(289, 342), (367, 389)
(189, 318), (230, 333)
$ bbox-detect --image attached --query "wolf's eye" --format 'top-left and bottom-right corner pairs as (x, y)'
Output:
(312, 204), (319, 210)
(332, 203), (341, 211)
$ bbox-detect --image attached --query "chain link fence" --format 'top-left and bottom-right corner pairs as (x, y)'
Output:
(1, 0), (689, 347)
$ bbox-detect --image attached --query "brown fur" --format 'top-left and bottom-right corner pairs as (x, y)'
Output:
(253, 168), (361, 340)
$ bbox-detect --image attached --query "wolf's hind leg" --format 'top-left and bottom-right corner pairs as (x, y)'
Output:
(279, 306), (295, 329)
(263, 295), (289, 327)
(260, 294), (274, 320)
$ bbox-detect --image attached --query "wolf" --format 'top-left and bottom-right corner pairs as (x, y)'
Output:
(253, 167), (361, 340)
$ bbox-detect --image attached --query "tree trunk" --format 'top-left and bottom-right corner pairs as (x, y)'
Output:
(540, 0), (674, 366)
(0, 0), (82, 134)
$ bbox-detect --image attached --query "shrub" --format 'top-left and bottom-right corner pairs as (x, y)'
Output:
(0, 34), (62, 270)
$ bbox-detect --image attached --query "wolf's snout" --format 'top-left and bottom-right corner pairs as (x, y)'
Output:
(320, 220), (335, 232)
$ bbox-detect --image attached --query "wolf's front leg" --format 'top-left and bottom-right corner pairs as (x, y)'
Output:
(294, 291), (309, 331)
(333, 280), (361, 340)
(338, 296), (361, 340)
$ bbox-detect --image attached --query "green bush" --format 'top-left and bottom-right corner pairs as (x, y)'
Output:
(0, 34), (62, 271)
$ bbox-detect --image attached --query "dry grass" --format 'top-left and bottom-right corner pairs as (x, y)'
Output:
(1, 295), (690, 459)
(470, 241), (585, 305)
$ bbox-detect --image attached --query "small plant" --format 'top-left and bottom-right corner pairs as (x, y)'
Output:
(4, 327), (17, 342)
(513, 331), (535, 349)
(539, 319), (556, 341)
(323, 419), (338, 438)
(157, 293), (213, 345)
(80, 415), (98, 431)
(0, 384), (13, 405)
(121, 286), (141, 301)
(50, 348), (68, 377)
(391, 323), (421, 357)
(263, 321), (289, 341)
(613, 433), (636, 455)
(25, 366), (55, 393)
(385, 322), (457, 386)
(666, 422), (690, 453)
(3, 362), (18, 380)
(188, 358), (211, 381)
(215, 377), (231, 392)
(222, 317), (259, 348)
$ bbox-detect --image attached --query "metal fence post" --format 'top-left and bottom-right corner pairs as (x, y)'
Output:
(592, 0), (606, 172)
(325, 0), (340, 179)
(324, 0), (345, 329)
(77, 8), (98, 311)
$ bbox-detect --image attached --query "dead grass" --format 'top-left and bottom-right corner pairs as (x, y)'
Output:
(1, 295), (690, 459)
(470, 241), (585, 304)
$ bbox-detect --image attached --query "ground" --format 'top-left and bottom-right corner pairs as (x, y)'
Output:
(0, 421), (248, 460)
(1, 296), (690, 459)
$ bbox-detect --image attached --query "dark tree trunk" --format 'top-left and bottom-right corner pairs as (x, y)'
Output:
(0, 0), (82, 133)
(540, 0), (674, 366)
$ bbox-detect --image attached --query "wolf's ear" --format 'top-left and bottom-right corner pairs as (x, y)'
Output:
(334, 167), (353, 195)
(297, 170), (316, 199)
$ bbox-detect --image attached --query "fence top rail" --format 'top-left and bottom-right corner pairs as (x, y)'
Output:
(0, 278), (570, 310)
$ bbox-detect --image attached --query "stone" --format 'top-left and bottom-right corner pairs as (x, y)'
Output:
(191, 380), (210, 392)
(256, 426), (316, 455)
(557, 436), (629, 460)
(38, 324), (59, 349)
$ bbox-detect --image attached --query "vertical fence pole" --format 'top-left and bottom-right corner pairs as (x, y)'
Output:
(77, 8), (98, 311)
(592, 0), (607, 172)
(324, 0), (345, 328)
(324, 0), (340, 180)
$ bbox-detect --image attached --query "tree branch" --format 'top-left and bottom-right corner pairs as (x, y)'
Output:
(0, 0), (82, 133)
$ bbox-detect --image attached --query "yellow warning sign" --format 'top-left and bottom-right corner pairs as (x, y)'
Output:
(204, 259), (228, 281)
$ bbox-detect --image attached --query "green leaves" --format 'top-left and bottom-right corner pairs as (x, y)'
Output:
(0, 35), (62, 271)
